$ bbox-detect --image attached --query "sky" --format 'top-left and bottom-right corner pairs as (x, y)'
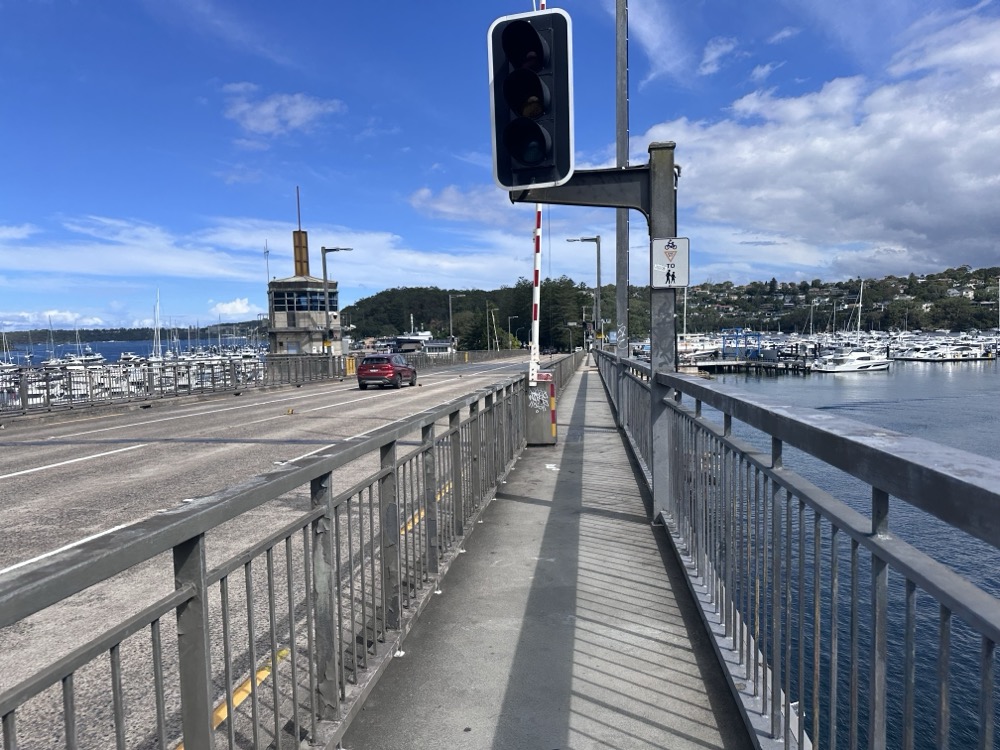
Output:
(2, 0), (1000, 331)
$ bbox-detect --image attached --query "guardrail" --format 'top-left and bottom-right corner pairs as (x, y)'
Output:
(0, 350), (525, 417)
(0, 376), (527, 748)
(595, 350), (1000, 750)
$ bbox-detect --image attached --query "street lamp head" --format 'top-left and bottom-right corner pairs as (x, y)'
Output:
(566, 236), (600, 244)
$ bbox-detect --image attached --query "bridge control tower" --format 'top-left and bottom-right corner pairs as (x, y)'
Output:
(266, 227), (343, 355)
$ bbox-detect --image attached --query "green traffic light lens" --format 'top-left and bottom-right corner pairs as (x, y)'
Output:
(504, 118), (550, 165)
(501, 19), (547, 71)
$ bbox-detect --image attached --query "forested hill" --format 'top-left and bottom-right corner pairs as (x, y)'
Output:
(8, 266), (999, 351)
(340, 277), (619, 350)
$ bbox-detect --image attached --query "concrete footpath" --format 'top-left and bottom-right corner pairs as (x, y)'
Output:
(341, 360), (753, 750)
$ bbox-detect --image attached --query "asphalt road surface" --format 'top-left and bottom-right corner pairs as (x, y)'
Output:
(1, 356), (531, 749)
(0, 356), (529, 572)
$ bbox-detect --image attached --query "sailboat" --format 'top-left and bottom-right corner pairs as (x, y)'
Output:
(811, 281), (891, 372)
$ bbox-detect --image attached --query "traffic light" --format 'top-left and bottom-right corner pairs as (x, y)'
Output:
(488, 9), (574, 191)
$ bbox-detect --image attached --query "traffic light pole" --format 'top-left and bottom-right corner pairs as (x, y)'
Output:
(510, 141), (677, 514)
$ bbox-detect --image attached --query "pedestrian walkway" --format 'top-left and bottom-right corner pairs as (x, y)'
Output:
(341, 360), (753, 750)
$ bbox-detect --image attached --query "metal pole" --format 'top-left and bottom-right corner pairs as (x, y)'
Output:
(508, 316), (518, 349)
(567, 235), (601, 351)
(649, 143), (678, 521)
(595, 235), (601, 349)
(615, 0), (629, 364)
(321, 250), (331, 368)
(321, 247), (352, 374)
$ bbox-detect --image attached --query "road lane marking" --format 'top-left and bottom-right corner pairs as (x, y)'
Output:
(42, 360), (526, 440)
(0, 443), (148, 481)
(175, 648), (292, 750)
(0, 522), (133, 575)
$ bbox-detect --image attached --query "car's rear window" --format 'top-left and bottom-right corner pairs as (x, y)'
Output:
(362, 357), (389, 365)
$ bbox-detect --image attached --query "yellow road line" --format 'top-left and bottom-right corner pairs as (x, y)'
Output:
(176, 647), (290, 750)
(399, 480), (452, 534)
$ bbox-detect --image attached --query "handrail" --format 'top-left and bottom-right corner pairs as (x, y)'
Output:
(595, 348), (1000, 749)
(0, 373), (530, 748)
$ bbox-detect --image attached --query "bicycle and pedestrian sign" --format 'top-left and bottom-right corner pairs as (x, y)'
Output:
(651, 237), (690, 288)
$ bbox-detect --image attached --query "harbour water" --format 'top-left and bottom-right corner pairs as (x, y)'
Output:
(711, 360), (999, 747)
(7, 338), (256, 365)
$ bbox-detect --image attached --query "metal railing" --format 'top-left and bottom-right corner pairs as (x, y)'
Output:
(596, 350), (1000, 750)
(0, 376), (528, 749)
(0, 350), (525, 417)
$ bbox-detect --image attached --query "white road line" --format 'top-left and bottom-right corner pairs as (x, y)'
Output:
(0, 523), (133, 575)
(46, 361), (523, 440)
(283, 414), (413, 464)
(0, 444), (148, 481)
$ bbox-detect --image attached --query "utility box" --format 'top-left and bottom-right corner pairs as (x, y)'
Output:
(525, 371), (557, 445)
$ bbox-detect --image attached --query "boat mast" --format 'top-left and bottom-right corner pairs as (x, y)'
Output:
(857, 280), (864, 346)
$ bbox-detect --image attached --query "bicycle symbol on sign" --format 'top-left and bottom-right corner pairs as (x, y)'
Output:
(664, 240), (677, 249)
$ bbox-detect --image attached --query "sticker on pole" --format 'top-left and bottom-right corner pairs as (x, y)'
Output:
(651, 238), (690, 288)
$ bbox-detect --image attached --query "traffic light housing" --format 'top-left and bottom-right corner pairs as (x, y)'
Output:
(488, 9), (574, 191)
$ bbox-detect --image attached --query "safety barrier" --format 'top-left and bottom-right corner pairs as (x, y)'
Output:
(0, 350), (525, 417)
(595, 350), (1000, 749)
(0, 377), (526, 748)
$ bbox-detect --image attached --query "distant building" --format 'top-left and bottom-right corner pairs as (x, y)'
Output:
(267, 229), (343, 355)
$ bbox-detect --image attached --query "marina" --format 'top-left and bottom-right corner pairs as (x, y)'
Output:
(0, 339), (269, 411)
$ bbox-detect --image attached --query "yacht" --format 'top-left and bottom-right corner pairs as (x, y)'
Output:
(811, 348), (891, 373)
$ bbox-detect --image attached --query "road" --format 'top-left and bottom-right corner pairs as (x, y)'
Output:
(0, 357), (529, 573)
(1, 356), (531, 749)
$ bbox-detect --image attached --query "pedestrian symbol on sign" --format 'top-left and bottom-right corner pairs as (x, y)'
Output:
(650, 237), (690, 289)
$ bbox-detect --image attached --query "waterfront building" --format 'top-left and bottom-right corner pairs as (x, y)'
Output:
(267, 229), (344, 355)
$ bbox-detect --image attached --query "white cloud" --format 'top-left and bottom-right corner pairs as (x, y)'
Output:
(624, 0), (693, 85)
(751, 62), (784, 84)
(223, 84), (344, 137)
(409, 185), (535, 230)
(0, 224), (38, 241)
(144, 1), (293, 67)
(635, 13), (1000, 283)
(768, 27), (801, 44)
(209, 297), (263, 318)
(699, 37), (739, 76)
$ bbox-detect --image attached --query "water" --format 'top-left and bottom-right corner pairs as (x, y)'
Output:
(709, 360), (1000, 747)
(10, 338), (251, 364)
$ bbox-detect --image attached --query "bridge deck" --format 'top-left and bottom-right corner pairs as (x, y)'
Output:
(341, 361), (753, 750)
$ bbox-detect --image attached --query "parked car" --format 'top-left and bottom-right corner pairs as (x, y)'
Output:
(357, 354), (417, 390)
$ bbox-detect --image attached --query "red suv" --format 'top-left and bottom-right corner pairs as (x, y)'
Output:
(357, 354), (417, 390)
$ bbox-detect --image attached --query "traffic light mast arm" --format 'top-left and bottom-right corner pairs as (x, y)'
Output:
(508, 164), (653, 219)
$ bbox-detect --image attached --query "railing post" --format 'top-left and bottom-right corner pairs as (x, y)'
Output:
(380, 440), (401, 630)
(484, 393), (495, 487)
(469, 401), (482, 507)
(870, 487), (889, 750)
(311, 471), (339, 720)
(770, 437), (783, 740)
(422, 423), (439, 575)
(450, 409), (464, 537)
(173, 535), (215, 750)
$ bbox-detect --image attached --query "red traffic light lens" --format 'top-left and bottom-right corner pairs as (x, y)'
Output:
(504, 118), (551, 165)
(501, 19), (547, 71)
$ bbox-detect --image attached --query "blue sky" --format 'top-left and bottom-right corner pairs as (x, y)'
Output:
(2, 0), (1000, 330)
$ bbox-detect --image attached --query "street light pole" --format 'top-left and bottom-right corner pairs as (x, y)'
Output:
(448, 293), (465, 349)
(566, 235), (601, 349)
(321, 247), (352, 373)
(507, 315), (518, 349)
